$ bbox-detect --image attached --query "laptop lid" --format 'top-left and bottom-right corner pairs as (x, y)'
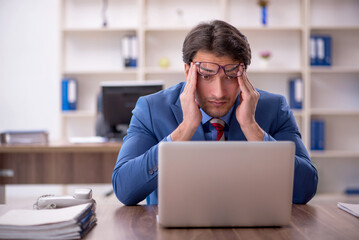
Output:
(158, 141), (295, 227)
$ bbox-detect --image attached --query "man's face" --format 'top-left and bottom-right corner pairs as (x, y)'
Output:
(185, 50), (241, 118)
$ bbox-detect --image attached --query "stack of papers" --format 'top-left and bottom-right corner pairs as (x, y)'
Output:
(0, 203), (96, 239)
(337, 202), (359, 218)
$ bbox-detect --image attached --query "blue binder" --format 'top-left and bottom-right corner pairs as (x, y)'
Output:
(121, 35), (137, 68)
(310, 36), (316, 66)
(289, 78), (303, 109)
(310, 35), (332, 66)
(311, 119), (325, 150)
(62, 78), (78, 111)
(129, 35), (138, 67)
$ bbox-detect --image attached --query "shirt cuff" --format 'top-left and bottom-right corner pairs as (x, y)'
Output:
(263, 132), (271, 141)
(166, 135), (172, 142)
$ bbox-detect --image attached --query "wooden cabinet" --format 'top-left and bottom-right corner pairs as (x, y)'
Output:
(0, 143), (120, 184)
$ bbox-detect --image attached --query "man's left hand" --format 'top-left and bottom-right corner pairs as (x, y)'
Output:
(235, 70), (265, 141)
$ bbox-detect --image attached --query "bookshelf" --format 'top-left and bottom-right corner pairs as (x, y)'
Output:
(59, 0), (359, 193)
(308, 0), (359, 193)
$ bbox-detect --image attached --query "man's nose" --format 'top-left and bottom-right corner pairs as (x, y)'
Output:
(212, 71), (226, 98)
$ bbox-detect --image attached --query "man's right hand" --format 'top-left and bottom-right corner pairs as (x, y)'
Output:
(170, 63), (202, 141)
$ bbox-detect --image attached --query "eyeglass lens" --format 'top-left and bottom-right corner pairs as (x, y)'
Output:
(196, 62), (243, 77)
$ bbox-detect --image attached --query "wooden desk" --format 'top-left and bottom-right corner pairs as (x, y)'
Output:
(0, 196), (358, 239)
(83, 198), (359, 240)
(0, 142), (121, 184)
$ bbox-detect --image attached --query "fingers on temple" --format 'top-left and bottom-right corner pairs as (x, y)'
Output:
(187, 63), (197, 92)
(238, 71), (250, 93)
(239, 71), (256, 94)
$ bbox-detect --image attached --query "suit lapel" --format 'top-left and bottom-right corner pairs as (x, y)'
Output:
(192, 125), (205, 141)
(228, 97), (247, 141)
(170, 85), (205, 141)
(170, 97), (183, 125)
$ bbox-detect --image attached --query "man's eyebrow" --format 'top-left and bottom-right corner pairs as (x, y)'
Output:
(199, 65), (215, 73)
(225, 64), (239, 71)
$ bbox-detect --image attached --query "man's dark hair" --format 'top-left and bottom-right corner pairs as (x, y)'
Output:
(182, 20), (251, 68)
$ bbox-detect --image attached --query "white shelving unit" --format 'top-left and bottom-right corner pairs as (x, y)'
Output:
(308, 0), (359, 193)
(59, 0), (359, 193)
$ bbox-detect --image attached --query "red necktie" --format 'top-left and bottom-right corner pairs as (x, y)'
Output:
(210, 118), (225, 141)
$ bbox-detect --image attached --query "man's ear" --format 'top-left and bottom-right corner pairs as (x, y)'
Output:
(184, 63), (190, 80)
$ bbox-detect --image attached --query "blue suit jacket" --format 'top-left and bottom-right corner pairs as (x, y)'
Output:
(112, 82), (318, 205)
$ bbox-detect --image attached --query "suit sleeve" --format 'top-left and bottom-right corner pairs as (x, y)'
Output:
(264, 96), (318, 204)
(112, 97), (164, 206)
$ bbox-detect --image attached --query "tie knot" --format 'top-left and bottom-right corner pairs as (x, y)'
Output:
(210, 118), (225, 141)
(210, 118), (225, 130)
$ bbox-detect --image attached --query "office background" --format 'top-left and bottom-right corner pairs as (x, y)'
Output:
(1, 0), (359, 198)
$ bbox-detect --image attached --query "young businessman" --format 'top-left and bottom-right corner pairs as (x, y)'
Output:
(112, 20), (318, 206)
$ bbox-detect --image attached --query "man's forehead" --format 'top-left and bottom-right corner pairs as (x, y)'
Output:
(193, 50), (238, 65)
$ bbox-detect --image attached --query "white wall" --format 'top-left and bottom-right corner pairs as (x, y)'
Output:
(0, 0), (60, 141)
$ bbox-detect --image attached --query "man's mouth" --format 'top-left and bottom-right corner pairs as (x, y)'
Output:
(209, 100), (226, 106)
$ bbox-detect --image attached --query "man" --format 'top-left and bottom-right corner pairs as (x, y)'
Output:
(112, 20), (318, 206)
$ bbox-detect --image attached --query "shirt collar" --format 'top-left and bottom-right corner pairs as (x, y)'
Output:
(200, 105), (235, 126)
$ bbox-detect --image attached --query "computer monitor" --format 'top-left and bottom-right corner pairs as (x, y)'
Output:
(100, 81), (163, 140)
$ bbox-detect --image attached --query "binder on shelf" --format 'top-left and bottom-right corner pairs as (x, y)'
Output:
(289, 78), (303, 110)
(311, 119), (325, 151)
(310, 37), (316, 66)
(130, 35), (138, 67)
(121, 36), (131, 67)
(121, 35), (137, 68)
(310, 35), (332, 66)
(62, 78), (78, 111)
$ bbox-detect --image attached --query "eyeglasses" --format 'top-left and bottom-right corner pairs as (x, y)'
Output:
(194, 62), (245, 78)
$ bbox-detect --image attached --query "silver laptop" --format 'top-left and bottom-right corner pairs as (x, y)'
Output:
(158, 141), (295, 227)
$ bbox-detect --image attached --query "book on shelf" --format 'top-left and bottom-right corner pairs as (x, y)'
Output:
(0, 130), (48, 145)
(0, 203), (96, 240)
(310, 35), (332, 66)
(121, 35), (137, 68)
(62, 78), (78, 111)
(311, 119), (325, 151)
(288, 78), (303, 110)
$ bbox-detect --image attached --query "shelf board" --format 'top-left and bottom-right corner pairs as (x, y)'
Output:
(248, 68), (302, 74)
(144, 26), (191, 32)
(60, 110), (303, 119)
(238, 26), (303, 32)
(292, 110), (303, 117)
(310, 150), (359, 158)
(145, 68), (302, 75)
(311, 26), (359, 31)
(63, 27), (137, 33)
(62, 111), (95, 118)
(311, 109), (359, 116)
(145, 26), (303, 32)
(145, 67), (184, 74)
(63, 69), (138, 75)
(311, 66), (359, 73)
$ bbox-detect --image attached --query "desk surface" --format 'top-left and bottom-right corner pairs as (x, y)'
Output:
(1, 196), (359, 240)
(0, 141), (121, 153)
(88, 201), (359, 240)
